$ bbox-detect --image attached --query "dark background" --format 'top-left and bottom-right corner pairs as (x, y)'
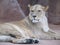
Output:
(0, 0), (60, 25)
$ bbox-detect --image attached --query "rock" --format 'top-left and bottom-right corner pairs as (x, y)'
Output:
(0, 0), (25, 22)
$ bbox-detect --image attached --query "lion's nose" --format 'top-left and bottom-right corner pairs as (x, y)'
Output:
(33, 16), (36, 17)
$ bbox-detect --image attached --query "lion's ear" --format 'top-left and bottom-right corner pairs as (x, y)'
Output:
(42, 6), (49, 11)
(28, 4), (31, 8)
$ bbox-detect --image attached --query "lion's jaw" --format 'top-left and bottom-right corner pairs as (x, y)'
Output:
(29, 14), (41, 23)
(28, 4), (45, 23)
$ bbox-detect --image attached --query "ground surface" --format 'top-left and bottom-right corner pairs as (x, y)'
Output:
(0, 24), (60, 45)
(49, 24), (60, 33)
(0, 40), (60, 45)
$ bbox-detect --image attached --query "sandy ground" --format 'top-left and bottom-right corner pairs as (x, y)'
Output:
(0, 24), (60, 45)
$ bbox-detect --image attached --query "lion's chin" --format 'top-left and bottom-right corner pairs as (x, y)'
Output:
(32, 19), (40, 23)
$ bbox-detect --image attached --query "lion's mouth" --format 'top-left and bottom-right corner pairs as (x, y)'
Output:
(32, 19), (40, 23)
(32, 17), (40, 23)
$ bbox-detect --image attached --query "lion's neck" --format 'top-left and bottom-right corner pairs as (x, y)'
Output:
(24, 16), (42, 30)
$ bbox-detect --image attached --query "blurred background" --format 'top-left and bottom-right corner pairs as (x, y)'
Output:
(0, 0), (60, 45)
(0, 0), (60, 25)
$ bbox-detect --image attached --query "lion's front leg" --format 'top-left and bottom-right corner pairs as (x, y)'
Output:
(41, 16), (49, 32)
(42, 24), (49, 32)
(12, 38), (39, 44)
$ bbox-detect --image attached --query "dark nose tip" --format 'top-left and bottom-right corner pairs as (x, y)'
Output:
(33, 16), (36, 17)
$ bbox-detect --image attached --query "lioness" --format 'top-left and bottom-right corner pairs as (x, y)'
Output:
(0, 4), (60, 44)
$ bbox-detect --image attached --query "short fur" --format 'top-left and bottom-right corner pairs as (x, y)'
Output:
(0, 4), (60, 43)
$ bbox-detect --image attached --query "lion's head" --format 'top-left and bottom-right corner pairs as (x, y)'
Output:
(28, 4), (49, 23)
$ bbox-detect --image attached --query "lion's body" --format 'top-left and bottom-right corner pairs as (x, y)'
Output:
(0, 4), (60, 43)
(0, 17), (57, 40)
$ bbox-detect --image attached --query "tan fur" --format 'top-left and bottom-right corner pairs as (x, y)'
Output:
(0, 4), (60, 43)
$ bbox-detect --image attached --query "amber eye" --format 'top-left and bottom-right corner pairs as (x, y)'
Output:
(38, 10), (41, 12)
(31, 10), (34, 12)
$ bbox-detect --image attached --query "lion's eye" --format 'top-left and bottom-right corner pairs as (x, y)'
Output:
(38, 10), (41, 12)
(31, 10), (34, 12)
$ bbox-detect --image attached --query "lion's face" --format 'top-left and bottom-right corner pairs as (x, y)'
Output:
(28, 4), (48, 23)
